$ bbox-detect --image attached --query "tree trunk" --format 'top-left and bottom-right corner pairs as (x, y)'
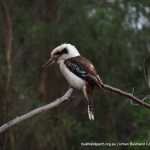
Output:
(2, 0), (15, 149)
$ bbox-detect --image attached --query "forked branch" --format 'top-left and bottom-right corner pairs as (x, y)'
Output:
(0, 82), (150, 134)
(101, 83), (150, 109)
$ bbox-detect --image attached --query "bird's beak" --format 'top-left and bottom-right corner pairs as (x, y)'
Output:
(42, 56), (58, 69)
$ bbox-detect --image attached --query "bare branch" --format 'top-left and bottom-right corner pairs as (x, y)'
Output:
(0, 88), (74, 134)
(101, 83), (150, 109)
(0, 81), (150, 134)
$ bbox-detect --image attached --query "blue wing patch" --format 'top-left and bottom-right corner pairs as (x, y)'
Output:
(64, 56), (101, 87)
(65, 61), (88, 80)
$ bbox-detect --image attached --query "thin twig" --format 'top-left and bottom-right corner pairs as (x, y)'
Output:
(0, 88), (74, 134)
(130, 87), (139, 106)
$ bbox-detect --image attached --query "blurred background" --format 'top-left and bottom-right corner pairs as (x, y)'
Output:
(0, 0), (150, 149)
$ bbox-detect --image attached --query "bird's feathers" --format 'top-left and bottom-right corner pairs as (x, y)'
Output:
(44, 44), (104, 120)
(52, 43), (80, 61)
(59, 60), (85, 89)
(65, 56), (102, 87)
(83, 85), (94, 120)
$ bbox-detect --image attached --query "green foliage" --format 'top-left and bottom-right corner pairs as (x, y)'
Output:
(0, 0), (150, 149)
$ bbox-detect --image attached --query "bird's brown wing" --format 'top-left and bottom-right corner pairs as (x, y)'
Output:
(64, 56), (103, 87)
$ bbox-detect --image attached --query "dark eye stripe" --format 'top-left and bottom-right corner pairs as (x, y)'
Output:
(55, 48), (68, 56)
(55, 51), (62, 55)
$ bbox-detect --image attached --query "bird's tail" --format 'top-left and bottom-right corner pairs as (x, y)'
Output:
(88, 106), (94, 120)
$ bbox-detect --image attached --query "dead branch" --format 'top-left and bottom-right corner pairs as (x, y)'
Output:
(0, 88), (74, 134)
(101, 83), (150, 109)
(0, 81), (150, 134)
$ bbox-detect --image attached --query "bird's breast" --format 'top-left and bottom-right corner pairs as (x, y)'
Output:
(59, 61), (85, 89)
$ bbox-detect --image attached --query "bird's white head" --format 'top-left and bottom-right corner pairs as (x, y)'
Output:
(51, 43), (80, 61)
(42, 43), (80, 68)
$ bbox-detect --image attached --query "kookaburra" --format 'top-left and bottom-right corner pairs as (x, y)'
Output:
(42, 43), (103, 120)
